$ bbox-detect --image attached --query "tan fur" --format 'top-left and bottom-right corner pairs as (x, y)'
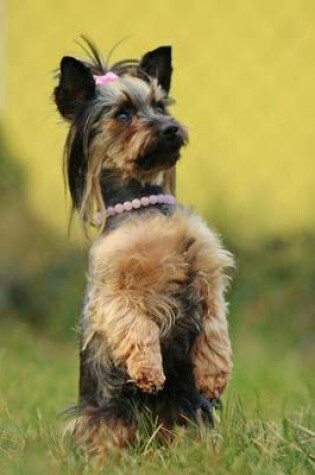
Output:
(82, 208), (233, 396)
(163, 166), (176, 195)
(185, 214), (234, 398)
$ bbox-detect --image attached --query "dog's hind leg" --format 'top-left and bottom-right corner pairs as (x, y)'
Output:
(66, 405), (137, 463)
(66, 345), (137, 462)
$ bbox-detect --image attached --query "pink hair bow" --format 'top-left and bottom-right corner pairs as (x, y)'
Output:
(93, 71), (118, 86)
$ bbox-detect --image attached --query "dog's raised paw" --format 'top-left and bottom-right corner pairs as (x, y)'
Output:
(130, 367), (166, 393)
(195, 371), (230, 399)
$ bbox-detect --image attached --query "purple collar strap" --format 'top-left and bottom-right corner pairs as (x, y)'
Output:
(94, 194), (176, 226)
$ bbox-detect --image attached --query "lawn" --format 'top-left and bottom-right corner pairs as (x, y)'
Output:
(0, 314), (313, 474)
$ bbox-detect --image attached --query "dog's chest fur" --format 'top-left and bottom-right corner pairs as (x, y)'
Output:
(84, 208), (225, 369)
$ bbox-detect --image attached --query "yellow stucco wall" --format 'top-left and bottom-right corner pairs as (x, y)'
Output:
(4, 0), (315, 242)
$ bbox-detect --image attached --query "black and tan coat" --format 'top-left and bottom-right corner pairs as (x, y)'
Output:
(54, 40), (233, 461)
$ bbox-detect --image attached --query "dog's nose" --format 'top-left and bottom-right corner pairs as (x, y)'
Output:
(163, 125), (178, 137)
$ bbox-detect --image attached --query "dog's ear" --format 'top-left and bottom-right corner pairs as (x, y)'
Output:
(139, 46), (172, 94)
(54, 56), (96, 120)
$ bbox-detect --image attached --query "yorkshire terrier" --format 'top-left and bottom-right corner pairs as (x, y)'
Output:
(54, 39), (233, 460)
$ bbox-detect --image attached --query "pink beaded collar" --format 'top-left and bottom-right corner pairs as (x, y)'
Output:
(94, 194), (176, 226)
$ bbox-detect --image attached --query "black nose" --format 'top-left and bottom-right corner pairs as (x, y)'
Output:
(163, 125), (178, 137)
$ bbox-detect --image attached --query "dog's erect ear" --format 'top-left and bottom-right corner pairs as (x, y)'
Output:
(139, 46), (172, 94)
(54, 56), (96, 120)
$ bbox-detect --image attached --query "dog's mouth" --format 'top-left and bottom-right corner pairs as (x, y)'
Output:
(137, 134), (185, 171)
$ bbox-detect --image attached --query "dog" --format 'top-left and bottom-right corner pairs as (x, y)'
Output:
(54, 39), (233, 460)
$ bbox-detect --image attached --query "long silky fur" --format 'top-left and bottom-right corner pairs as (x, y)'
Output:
(54, 41), (233, 462)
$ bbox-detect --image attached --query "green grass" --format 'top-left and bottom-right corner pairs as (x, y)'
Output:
(0, 319), (314, 475)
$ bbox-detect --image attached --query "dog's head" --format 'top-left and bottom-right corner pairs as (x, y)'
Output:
(54, 41), (188, 227)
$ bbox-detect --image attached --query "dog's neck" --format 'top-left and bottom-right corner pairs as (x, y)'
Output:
(100, 170), (166, 207)
(97, 169), (176, 229)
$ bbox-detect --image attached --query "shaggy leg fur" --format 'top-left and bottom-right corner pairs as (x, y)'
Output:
(190, 283), (233, 399)
(82, 287), (166, 393)
(67, 409), (136, 463)
(125, 318), (165, 392)
(184, 213), (234, 399)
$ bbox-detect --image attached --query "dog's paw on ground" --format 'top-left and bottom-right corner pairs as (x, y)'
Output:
(179, 395), (222, 426)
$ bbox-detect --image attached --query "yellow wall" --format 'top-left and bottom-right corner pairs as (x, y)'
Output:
(5, 0), (315, 242)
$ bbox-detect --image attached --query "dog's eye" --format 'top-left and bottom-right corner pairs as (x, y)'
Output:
(115, 109), (131, 122)
(155, 102), (166, 114)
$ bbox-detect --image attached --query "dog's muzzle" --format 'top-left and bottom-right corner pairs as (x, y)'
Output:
(137, 124), (186, 170)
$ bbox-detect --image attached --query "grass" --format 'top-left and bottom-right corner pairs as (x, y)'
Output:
(0, 318), (314, 475)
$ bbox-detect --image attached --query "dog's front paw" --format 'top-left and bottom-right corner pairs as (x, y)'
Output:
(128, 365), (166, 393)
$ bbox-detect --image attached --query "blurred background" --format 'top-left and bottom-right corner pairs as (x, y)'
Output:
(1, 0), (314, 441)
